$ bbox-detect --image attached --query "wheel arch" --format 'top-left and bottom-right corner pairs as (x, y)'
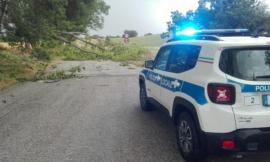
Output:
(172, 96), (202, 132)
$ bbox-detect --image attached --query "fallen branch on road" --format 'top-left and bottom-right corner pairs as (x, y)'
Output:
(60, 32), (106, 51)
(55, 36), (99, 55)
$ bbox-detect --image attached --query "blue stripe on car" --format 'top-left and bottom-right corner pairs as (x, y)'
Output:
(142, 69), (207, 105)
(228, 79), (270, 93)
(181, 82), (207, 105)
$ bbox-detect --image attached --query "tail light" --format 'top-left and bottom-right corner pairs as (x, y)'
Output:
(207, 83), (235, 105)
(222, 140), (236, 150)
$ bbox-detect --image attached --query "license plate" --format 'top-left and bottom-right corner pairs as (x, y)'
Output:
(262, 95), (270, 106)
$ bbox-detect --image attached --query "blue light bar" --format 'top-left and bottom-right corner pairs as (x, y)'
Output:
(167, 28), (250, 41)
(162, 28), (250, 42)
(175, 27), (198, 36)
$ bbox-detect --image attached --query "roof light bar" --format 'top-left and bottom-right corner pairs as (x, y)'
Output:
(176, 28), (250, 37)
(162, 28), (250, 42)
(175, 27), (198, 36)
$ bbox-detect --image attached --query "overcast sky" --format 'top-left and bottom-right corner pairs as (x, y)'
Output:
(92, 0), (270, 36)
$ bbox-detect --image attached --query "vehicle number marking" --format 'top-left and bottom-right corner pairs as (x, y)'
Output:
(244, 96), (260, 106)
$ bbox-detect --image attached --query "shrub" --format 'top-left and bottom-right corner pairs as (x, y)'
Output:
(32, 48), (51, 61)
(144, 33), (153, 36)
(124, 30), (138, 37)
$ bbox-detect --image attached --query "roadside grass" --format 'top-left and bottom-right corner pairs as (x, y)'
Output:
(0, 51), (48, 90)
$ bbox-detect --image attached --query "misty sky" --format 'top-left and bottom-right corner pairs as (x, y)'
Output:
(92, 0), (270, 36)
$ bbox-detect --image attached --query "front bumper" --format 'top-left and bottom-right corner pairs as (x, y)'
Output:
(204, 128), (270, 154)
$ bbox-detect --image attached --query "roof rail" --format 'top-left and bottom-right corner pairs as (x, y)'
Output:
(197, 29), (250, 36)
(168, 35), (221, 42)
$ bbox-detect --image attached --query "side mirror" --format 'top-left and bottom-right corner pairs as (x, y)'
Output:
(145, 60), (154, 69)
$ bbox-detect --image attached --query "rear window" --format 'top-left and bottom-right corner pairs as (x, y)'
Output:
(220, 47), (270, 81)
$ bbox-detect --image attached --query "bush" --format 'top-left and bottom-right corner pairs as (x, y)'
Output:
(124, 30), (138, 37)
(144, 33), (153, 36)
(32, 48), (51, 61)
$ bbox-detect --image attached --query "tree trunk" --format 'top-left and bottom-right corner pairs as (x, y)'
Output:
(0, 0), (8, 32)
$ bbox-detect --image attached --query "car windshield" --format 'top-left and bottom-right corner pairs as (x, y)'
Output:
(220, 48), (270, 81)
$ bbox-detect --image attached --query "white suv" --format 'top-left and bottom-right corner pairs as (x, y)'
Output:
(139, 29), (270, 161)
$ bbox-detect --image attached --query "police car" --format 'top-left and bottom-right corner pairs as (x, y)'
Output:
(139, 28), (270, 161)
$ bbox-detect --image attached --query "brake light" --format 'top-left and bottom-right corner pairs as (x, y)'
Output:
(207, 83), (235, 105)
(222, 140), (236, 150)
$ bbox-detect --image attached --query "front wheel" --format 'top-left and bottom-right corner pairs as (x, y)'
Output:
(176, 112), (205, 162)
(139, 83), (153, 111)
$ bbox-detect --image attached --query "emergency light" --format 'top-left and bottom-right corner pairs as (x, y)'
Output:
(175, 27), (197, 36)
(162, 27), (250, 42)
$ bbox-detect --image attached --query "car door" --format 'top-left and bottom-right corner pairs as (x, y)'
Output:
(160, 45), (201, 111)
(148, 46), (172, 102)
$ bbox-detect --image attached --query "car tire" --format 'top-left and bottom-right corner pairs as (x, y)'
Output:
(139, 82), (153, 111)
(176, 112), (205, 162)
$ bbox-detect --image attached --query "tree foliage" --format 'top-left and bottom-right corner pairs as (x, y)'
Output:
(1, 0), (109, 45)
(168, 0), (270, 32)
(144, 33), (153, 36)
(124, 30), (138, 38)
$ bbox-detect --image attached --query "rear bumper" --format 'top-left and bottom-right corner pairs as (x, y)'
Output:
(204, 128), (270, 154)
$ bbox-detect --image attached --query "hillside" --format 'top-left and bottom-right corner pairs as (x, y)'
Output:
(112, 34), (165, 59)
(129, 34), (165, 47)
(112, 34), (165, 47)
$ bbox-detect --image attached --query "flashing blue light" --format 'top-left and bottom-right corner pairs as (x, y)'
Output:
(175, 27), (197, 36)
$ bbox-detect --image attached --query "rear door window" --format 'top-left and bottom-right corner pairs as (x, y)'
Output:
(167, 45), (201, 73)
(220, 47), (270, 81)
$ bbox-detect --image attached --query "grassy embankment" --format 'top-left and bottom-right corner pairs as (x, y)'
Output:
(0, 50), (48, 90)
(0, 34), (164, 90)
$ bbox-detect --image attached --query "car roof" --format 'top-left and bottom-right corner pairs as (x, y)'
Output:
(219, 36), (270, 42)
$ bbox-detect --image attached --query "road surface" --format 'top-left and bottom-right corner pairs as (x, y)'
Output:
(0, 61), (269, 162)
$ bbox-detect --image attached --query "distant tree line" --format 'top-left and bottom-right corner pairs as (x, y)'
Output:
(168, 0), (270, 33)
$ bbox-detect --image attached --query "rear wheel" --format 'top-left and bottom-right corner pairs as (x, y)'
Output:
(139, 82), (153, 111)
(176, 112), (205, 162)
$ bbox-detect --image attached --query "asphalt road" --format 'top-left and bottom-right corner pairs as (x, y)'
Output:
(0, 61), (269, 162)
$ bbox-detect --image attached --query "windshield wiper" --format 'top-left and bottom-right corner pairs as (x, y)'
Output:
(255, 75), (270, 79)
